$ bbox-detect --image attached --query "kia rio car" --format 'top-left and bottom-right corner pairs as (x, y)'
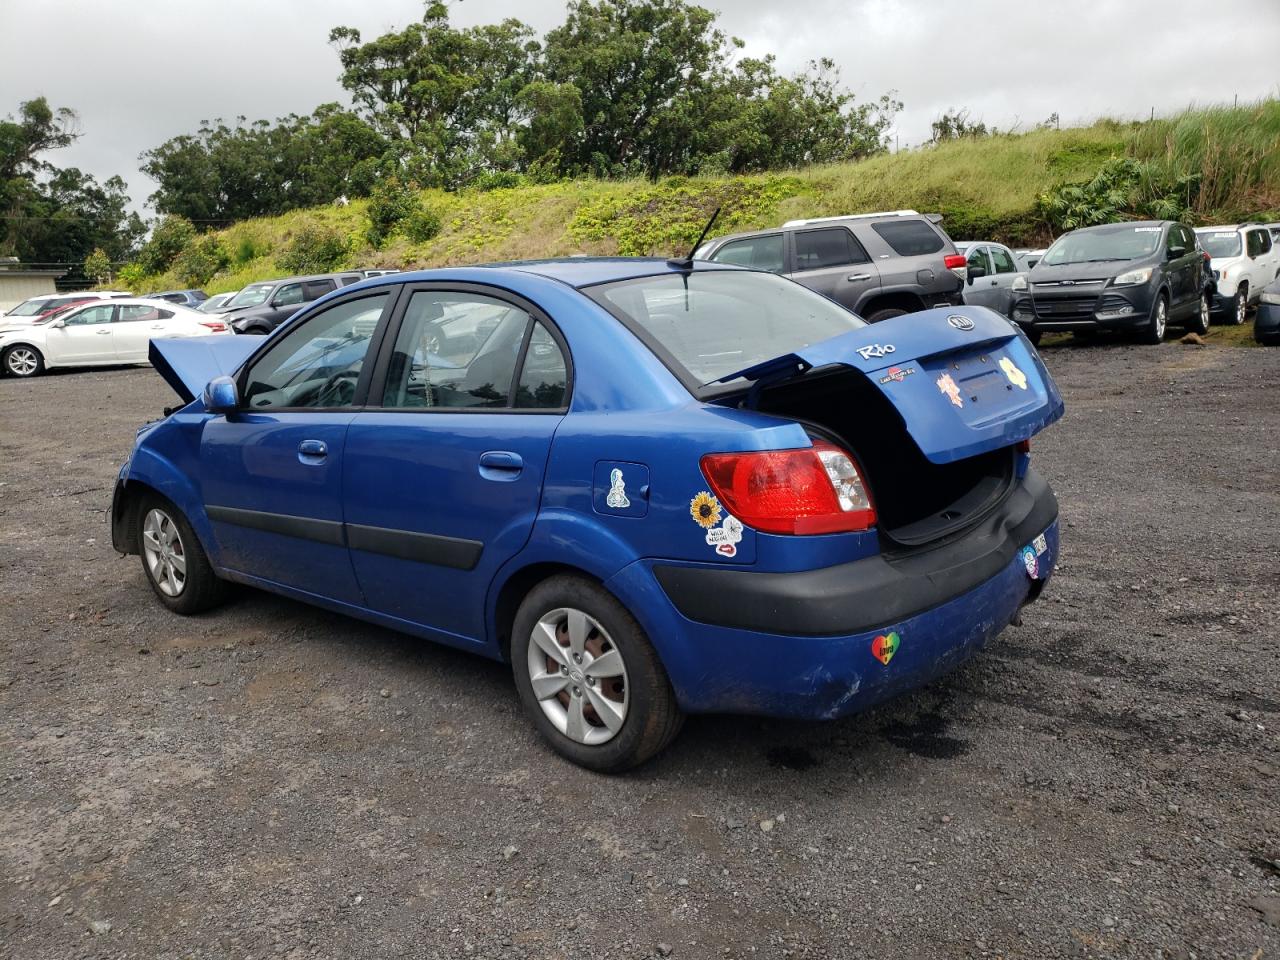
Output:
(110, 260), (1064, 771)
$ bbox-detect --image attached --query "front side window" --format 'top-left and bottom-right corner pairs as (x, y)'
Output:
(66, 304), (114, 325)
(273, 283), (304, 307)
(794, 228), (867, 271)
(588, 269), (865, 387)
(381, 291), (530, 409)
(871, 219), (945, 256)
(990, 246), (1017, 274)
(966, 246), (992, 274)
(242, 293), (389, 409)
(708, 234), (785, 274)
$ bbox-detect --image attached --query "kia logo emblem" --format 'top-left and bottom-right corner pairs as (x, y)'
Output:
(947, 315), (975, 331)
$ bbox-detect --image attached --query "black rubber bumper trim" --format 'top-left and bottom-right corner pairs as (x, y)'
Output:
(654, 468), (1058, 637)
(205, 505), (483, 570)
(207, 505), (345, 547)
(346, 523), (483, 571)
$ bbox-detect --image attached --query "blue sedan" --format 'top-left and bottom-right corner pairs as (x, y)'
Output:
(111, 259), (1064, 771)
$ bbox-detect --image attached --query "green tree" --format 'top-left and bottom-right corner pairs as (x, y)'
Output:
(0, 98), (78, 256)
(136, 214), (197, 275)
(84, 247), (111, 284)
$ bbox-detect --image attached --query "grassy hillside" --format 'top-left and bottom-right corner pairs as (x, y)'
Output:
(128, 100), (1280, 296)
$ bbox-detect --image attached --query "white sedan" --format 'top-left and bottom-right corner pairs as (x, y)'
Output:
(0, 298), (231, 378)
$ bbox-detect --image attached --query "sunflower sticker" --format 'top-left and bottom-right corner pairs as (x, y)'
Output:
(999, 356), (1028, 390)
(690, 491), (722, 529)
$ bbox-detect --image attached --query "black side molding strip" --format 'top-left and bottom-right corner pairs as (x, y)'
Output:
(206, 505), (483, 570)
(207, 505), (345, 546)
(346, 523), (482, 571)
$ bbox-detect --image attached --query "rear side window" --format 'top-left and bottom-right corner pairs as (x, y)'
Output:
(871, 219), (945, 256)
(339, 275), (362, 286)
(514, 322), (568, 409)
(302, 280), (337, 301)
(794, 228), (868, 271)
(991, 246), (1017, 274)
(708, 234), (785, 274)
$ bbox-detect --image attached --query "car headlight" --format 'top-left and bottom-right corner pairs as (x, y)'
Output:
(1012, 275), (1028, 291)
(1113, 267), (1153, 286)
(1260, 291), (1280, 305)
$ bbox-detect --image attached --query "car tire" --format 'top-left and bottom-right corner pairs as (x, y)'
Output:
(3, 344), (45, 378)
(865, 307), (908, 323)
(137, 495), (227, 615)
(1141, 293), (1168, 344)
(511, 574), (683, 773)
(1187, 291), (1211, 335)
(1229, 287), (1247, 325)
(1024, 328), (1043, 346)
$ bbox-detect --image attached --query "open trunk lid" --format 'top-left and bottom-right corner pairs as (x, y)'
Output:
(719, 306), (1063, 464)
(149, 335), (263, 404)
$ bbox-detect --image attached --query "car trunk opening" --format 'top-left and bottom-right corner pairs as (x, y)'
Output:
(740, 367), (1015, 547)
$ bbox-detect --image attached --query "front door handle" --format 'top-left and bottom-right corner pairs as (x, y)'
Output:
(298, 439), (327, 463)
(847, 273), (873, 282)
(96, 329), (112, 335)
(479, 450), (523, 481)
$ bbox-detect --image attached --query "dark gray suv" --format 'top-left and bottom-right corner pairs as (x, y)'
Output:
(220, 272), (365, 335)
(693, 210), (965, 322)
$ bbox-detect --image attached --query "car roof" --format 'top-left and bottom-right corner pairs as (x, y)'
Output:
(368, 257), (739, 291)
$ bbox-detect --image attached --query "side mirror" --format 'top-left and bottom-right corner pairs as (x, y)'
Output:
(967, 264), (986, 283)
(203, 375), (239, 414)
(49, 318), (66, 328)
(1168, 246), (1187, 260)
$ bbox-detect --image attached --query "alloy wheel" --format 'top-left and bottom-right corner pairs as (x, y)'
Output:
(527, 607), (629, 746)
(142, 508), (187, 597)
(6, 347), (38, 376)
(1154, 298), (1167, 339)
(1235, 292), (1247, 325)
(1199, 294), (1210, 333)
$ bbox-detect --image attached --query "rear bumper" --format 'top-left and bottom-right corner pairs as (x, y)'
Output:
(641, 470), (1058, 719)
(1256, 303), (1280, 344)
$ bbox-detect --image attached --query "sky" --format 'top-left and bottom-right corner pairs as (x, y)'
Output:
(3, 0), (1278, 217)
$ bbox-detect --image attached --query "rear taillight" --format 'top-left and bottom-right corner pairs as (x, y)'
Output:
(699, 440), (876, 535)
(943, 254), (968, 271)
(199, 320), (227, 332)
(1016, 439), (1031, 454)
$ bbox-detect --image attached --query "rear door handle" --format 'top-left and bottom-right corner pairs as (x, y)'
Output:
(847, 273), (873, 282)
(479, 450), (523, 480)
(298, 439), (327, 462)
(96, 329), (112, 335)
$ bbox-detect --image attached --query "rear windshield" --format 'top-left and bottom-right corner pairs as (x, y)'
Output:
(871, 219), (945, 256)
(586, 270), (865, 387)
(1042, 226), (1162, 266)
(1196, 230), (1242, 258)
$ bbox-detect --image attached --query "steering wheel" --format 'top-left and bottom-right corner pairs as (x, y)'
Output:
(314, 370), (358, 407)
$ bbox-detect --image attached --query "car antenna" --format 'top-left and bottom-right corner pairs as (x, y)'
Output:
(667, 206), (721, 270)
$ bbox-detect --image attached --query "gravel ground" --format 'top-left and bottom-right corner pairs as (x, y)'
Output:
(1, 339), (1278, 960)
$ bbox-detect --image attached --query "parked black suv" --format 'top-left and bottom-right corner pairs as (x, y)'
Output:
(694, 210), (965, 322)
(219, 272), (365, 334)
(1010, 221), (1211, 344)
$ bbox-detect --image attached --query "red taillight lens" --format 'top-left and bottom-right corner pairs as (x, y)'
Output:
(199, 320), (227, 332)
(1016, 439), (1031, 454)
(699, 441), (876, 535)
(944, 254), (968, 270)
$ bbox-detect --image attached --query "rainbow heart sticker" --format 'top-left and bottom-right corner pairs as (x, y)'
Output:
(871, 631), (900, 666)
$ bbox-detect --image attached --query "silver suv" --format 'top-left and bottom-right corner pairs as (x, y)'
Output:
(693, 210), (966, 322)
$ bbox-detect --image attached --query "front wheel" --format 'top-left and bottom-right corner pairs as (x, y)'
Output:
(137, 497), (227, 614)
(3, 344), (44, 377)
(511, 575), (683, 772)
(1188, 292), (1211, 335)
(1141, 294), (1168, 344)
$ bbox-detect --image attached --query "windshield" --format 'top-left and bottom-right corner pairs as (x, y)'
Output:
(198, 294), (233, 313)
(226, 283), (273, 308)
(1042, 226), (1163, 266)
(587, 270), (865, 387)
(7, 298), (57, 317)
(1195, 230), (1242, 258)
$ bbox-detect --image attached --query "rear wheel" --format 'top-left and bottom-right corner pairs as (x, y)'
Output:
(137, 496), (227, 614)
(1141, 294), (1168, 344)
(1188, 291), (1211, 335)
(3, 344), (44, 377)
(865, 307), (908, 323)
(511, 575), (683, 772)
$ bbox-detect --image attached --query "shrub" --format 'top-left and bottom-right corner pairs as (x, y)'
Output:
(172, 234), (230, 286)
(84, 248), (112, 285)
(117, 262), (146, 292)
(1036, 157), (1196, 231)
(403, 205), (443, 244)
(277, 225), (349, 273)
(136, 215), (196, 274)
(366, 176), (418, 248)
(468, 170), (527, 192)
(232, 235), (261, 266)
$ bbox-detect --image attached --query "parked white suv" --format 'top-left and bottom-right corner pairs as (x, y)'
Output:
(1195, 224), (1280, 325)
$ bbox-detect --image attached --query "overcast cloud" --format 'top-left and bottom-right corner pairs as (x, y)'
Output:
(3, 0), (1278, 216)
